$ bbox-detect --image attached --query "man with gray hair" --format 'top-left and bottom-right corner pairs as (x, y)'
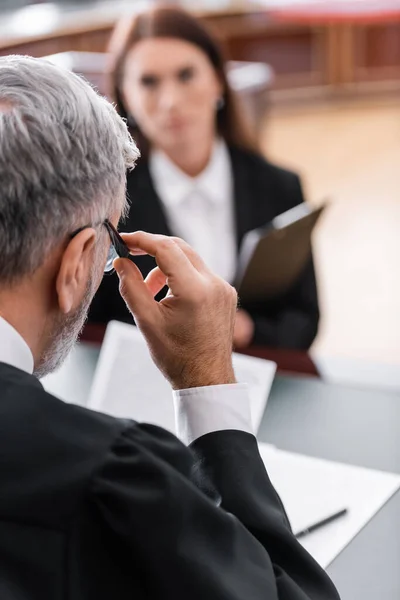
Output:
(0, 56), (339, 600)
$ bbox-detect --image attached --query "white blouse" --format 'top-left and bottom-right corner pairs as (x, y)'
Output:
(149, 139), (237, 283)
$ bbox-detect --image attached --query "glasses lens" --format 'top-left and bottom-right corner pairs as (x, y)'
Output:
(104, 243), (118, 273)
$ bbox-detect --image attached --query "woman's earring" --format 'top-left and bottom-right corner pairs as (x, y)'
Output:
(216, 96), (225, 110)
(127, 113), (137, 128)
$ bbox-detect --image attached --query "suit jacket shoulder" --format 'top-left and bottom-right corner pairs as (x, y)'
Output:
(228, 145), (304, 213)
(0, 364), (339, 599)
(0, 363), (126, 528)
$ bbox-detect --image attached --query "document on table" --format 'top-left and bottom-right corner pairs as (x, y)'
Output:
(259, 443), (400, 568)
(312, 352), (400, 393)
(88, 320), (276, 434)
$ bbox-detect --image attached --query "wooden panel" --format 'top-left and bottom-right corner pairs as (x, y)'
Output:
(353, 23), (400, 83)
(362, 24), (400, 69)
(224, 27), (327, 89)
(2, 6), (400, 99)
(228, 31), (314, 73)
(0, 28), (111, 58)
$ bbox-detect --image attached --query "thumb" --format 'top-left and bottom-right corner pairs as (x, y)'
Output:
(114, 258), (158, 321)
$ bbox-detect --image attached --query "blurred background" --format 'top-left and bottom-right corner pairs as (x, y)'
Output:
(1, 0), (399, 370)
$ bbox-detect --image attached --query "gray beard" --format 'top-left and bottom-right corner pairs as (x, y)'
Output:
(34, 278), (94, 379)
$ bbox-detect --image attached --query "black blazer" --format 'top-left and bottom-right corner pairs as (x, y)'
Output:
(0, 362), (339, 599)
(89, 146), (320, 349)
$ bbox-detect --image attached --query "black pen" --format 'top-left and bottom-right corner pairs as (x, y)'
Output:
(294, 508), (349, 539)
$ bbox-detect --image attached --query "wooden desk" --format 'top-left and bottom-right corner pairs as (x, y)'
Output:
(239, 344), (319, 376)
(82, 323), (400, 390)
(81, 322), (319, 377)
(41, 340), (400, 600)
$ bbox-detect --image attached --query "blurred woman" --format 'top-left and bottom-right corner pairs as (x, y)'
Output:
(88, 7), (319, 350)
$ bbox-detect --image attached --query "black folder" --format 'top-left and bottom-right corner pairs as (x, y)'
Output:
(234, 202), (326, 303)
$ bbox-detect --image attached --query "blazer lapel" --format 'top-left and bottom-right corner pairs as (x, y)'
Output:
(230, 146), (283, 253)
(125, 162), (172, 237)
(229, 147), (258, 252)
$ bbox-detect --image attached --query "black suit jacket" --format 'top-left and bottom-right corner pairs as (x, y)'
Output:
(89, 146), (320, 349)
(0, 362), (339, 599)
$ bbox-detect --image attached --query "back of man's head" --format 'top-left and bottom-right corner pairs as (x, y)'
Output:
(0, 55), (139, 284)
(0, 55), (140, 377)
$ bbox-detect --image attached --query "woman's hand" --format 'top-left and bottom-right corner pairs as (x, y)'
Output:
(233, 309), (255, 349)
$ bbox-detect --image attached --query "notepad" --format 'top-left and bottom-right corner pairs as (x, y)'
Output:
(88, 320), (276, 434)
(235, 202), (325, 303)
(259, 443), (400, 569)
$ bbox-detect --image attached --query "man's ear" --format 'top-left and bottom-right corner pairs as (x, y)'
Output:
(56, 228), (97, 314)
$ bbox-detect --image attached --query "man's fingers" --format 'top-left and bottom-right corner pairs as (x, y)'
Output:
(168, 237), (209, 272)
(121, 232), (209, 273)
(120, 232), (201, 296)
(113, 258), (159, 322)
(145, 266), (168, 297)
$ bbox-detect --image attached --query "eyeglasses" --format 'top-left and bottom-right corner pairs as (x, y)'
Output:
(71, 219), (130, 275)
(103, 219), (130, 274)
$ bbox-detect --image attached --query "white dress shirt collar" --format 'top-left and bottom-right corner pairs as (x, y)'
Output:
(149, 138), (231, 209)
(0, 316), (34, 374)
(148, 138), (236, 282)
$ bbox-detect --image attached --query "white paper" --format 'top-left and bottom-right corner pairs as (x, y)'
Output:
(259, 443), (400, 568)
(313, 353), (400, 393)
(88, 320), (276, 434)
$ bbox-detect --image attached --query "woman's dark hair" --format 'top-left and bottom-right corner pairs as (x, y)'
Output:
(106, 6), (256, 157)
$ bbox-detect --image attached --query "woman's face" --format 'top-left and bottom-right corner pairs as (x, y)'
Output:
(121, 37), (223, 153)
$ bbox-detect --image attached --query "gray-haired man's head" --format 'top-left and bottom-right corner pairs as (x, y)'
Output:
(0, 55), (140, 376)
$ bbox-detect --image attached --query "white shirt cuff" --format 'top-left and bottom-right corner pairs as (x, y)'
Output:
(173, 383), (253, 445)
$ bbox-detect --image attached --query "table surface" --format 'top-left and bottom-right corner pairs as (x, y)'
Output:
(262, 375), (400, 600)
(42, 342), (400, 600)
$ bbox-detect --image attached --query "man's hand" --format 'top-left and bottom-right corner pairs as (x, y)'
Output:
(233, 310), (255, 349)
(114, 232), (237, 390)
